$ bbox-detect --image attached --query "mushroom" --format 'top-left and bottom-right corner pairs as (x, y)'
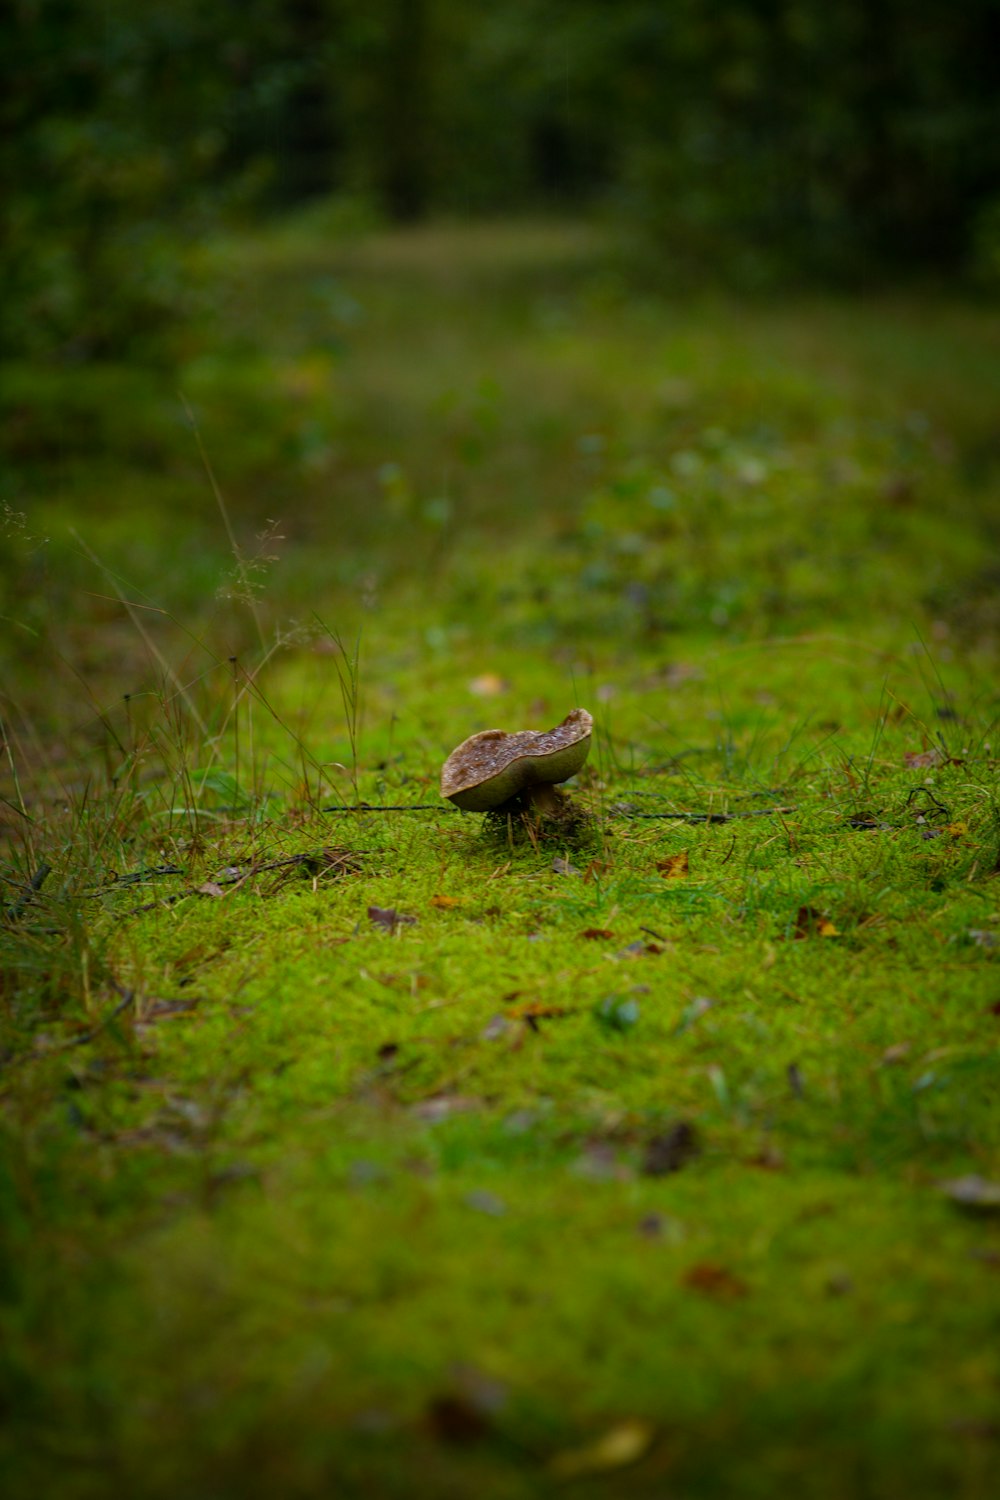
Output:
(440, 708), (593, 818)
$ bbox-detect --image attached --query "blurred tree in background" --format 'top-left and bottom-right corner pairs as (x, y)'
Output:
(2, 0), (253, 359)
(608, 0), (1000, 285)
(4, 0), (999, 362)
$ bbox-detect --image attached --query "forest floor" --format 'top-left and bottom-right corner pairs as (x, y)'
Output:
(2, 214), (1000, 1499)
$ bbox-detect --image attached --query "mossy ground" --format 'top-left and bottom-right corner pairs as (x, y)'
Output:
(2, 217), (1000, 1498)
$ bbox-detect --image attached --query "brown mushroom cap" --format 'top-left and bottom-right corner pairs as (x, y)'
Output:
(440, 708), (593, 811)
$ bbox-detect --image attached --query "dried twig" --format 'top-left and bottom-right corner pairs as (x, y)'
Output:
(321, 803), (796, 822)
(903, 786), (951, 819)
(608, 805), (796, 822)
(118, 849), (363, 918)
(64, 981), (136, 1049)
(323, 803), (446, 812)
(101, 864), (186, 888)
(719, 834), (739, 865)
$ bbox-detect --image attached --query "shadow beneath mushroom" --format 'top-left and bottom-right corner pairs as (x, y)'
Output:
(482, 789), (598, 850)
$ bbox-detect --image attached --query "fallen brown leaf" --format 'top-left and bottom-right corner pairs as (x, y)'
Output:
(904, 747), (946, 769)
(507, 1000), (569, 1021)
(793, 905), (839, 939)
(683, 1262), (748, 1299)
(657, 850), (690, 879)
(580, 927), (615, 940)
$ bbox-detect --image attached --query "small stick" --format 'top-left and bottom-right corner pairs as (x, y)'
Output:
(319, 803), (797, 820)
(322, 803), (448, 813)
(903, 786), (951, 819)
(0, 978), (137, 1072)
(66, 984), (136, 1048)
(610, 806), (796, 822)
(118, 851), (361, 918)
(96, 864), (186, 889)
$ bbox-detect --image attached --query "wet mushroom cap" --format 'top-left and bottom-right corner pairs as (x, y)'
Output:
(440, 708), (593, 811)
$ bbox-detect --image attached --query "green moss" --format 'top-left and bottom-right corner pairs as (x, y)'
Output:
(2, 219), (1000, 1498)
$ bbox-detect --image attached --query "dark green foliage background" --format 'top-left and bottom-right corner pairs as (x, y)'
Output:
(5, 0), (1000, 360)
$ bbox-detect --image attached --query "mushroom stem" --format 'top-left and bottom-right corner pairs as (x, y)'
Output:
(526, 783), (566, 819)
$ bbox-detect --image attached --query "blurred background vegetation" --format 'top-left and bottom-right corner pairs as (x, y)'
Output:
(5, 0), (1000, 365)
(3, 0), (1000, 741)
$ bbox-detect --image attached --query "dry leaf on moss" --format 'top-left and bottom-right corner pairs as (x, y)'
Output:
(793, 906), (839, 939)
(507, 1000), (569, 1021)
(904, 746), (946, 768)
(683, 1262), (748, 1299)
